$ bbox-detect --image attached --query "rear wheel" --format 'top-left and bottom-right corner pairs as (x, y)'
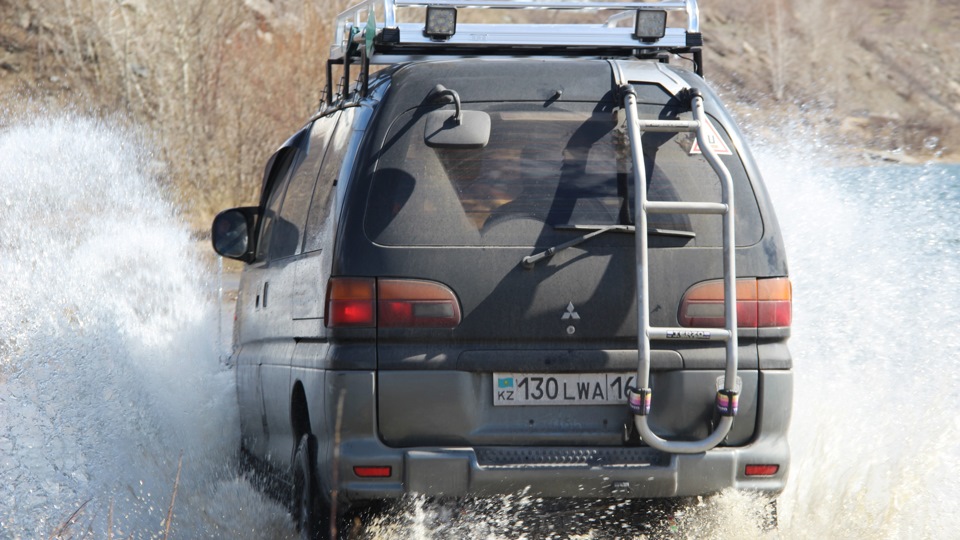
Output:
(238, 446), (287, 504)
(291, 434), (331, 540)
(761, 498), (779, 530)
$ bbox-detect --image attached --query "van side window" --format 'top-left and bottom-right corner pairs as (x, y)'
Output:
(304, 109), (351, 253)
(255, 146), (298, 262)
(270, 118), (338, 259)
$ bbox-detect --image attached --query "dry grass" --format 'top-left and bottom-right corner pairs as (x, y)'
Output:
(48, 498), (91, 539)
(49, 453), (183, 539)
(162, 452), (183, 540)
(704, 0), (960, 161)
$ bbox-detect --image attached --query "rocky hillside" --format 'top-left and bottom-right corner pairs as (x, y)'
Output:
(1, 0), (958, 223)
(703, 0), (960, 163)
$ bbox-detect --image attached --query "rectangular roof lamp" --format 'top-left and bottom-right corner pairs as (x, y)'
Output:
(635, 10), (667, 41)
(424, 6), (457, 40)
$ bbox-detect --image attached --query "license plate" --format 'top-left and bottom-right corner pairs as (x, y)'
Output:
(493, 372), (636, 406)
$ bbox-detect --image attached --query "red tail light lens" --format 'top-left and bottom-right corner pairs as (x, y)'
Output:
(327, 278), (376, 327)
(679, 277), (791, 328)
(379, 279), (462, 328)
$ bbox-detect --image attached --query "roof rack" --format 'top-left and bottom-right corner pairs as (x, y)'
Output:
(324, 0), (702, 103)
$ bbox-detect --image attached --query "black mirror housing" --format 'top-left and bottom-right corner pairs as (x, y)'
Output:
(212, 206), (259, 262)
(424, 110), (491, 149)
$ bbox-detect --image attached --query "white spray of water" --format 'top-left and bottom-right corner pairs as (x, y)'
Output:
(0, 117), (295, 539)
(756, 149), (960, 538)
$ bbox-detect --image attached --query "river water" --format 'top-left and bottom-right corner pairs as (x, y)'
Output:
(0, 116), (958, 539)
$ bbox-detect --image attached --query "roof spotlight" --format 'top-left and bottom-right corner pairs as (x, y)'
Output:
(425, 6), (457, 40)
(634, 10), (667, 42)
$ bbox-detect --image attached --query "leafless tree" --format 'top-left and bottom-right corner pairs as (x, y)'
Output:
(28, 0), (351, 224)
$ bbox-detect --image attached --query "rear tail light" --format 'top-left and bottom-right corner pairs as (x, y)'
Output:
(379, 279), (462, 328)
(326, 277), (461, 329)
(679, 277), (791, 328)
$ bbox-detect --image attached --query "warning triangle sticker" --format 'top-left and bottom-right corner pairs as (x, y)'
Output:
(689, 117), (733, 156)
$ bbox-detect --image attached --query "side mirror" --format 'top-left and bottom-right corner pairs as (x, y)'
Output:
(424, 110), (491, 149)
(424, 84), (490, 149)
(211, 207), (259, 262)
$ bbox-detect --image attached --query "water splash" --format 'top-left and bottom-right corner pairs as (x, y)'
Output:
(3, 115), (958, 539)
(758, 153), (960, 538)
(0, 116), (293, 538)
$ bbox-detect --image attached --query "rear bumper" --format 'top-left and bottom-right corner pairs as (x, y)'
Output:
(341, 439), (788, 501)
(330, 370), (792, 501)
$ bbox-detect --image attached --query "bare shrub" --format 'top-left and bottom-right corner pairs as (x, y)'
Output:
(11, 0), (960, 227)
(26, 0), (352, 226)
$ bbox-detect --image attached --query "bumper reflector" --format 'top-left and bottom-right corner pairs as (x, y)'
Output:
(745, 464), (780, 477)
(354, 466), (392, 478)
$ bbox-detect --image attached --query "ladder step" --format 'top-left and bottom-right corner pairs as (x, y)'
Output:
(644, 201), (727, 215)
(635, 119), (699, 133)
(649, 327), (731, 342)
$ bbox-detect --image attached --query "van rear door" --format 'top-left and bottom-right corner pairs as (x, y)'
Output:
(352, 75), (767, 449)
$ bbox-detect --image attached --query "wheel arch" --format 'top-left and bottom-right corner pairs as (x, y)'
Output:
(291, 380), (311, 446)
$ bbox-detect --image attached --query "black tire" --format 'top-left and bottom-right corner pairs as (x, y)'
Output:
(292, 434), (332, 540)
(761, 497), (779, 531)
(239, 446), (287, 504)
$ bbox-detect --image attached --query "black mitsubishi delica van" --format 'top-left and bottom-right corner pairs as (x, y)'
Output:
(212, 1), (793, 537)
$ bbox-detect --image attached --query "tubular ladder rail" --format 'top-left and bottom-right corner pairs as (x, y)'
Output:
(621, 85), (739, 454)
(329, 0), (701, 62)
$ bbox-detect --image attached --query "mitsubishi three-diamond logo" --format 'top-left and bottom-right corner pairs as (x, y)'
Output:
(561, 302), (580, 321)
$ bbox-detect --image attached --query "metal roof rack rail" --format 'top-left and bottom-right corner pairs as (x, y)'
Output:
(324, 0), (702, 103)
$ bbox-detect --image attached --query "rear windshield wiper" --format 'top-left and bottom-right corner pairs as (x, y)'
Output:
(521, 224), (695, 269)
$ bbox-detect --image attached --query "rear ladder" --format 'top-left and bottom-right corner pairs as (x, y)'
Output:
(622, 85), (739, 454)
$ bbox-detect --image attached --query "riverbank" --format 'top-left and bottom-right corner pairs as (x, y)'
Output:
(1, 0), (958, 230)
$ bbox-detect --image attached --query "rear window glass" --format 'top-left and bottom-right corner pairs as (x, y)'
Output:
(364, 102), (762, 247)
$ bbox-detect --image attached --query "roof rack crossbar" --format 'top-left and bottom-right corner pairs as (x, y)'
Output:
(391, 0), (685, 9)
(331, 0), (700, 61)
